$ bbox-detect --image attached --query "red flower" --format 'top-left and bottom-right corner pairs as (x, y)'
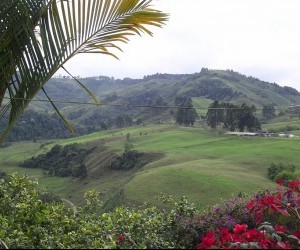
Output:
(196, 232), (216, 249)
(277, 241), (291, 249)
(233, 224), (247, 234)
(274, 225), (286, 233)
(294, 230), (300, 239)
(288, 180), (300, 192)
(277, 178), (284, 186)
(117, 234), (125, 242)
(246, 199), (256, 212)
(260, 195), (275, 206)
(219, 228), (231, 244)
(244, 228), (260, 241)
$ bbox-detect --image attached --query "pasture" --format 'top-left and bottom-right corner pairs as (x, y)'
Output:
(1, 124), (300, 209)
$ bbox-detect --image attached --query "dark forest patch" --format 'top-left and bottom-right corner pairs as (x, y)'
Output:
(109, 150), (165, 170)
(19, 144), (95, 178)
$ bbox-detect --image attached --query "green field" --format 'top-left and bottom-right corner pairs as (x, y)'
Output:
(1, 124), (300, 209)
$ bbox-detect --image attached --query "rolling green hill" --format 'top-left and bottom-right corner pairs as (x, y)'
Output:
(2, 69), (300, 210)
(30, 69), (300, 126)
(3, 68), (300, 143)
(1, 124), (300, 210)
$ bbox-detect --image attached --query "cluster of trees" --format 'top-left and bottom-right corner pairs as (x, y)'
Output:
(82, 113), (136, 130)
(206, 101), (261, 132)
(19, 144), (95, 178)
(0, 111), (72, 142)
(262, 103), (276, 120)
(0, 110), (105, 142)
(183, 77), (243, 101)
(174, 96), (198, 126)
(109, 149), (163, 171)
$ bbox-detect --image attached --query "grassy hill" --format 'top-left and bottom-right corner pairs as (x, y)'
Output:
(28, 69), (300, 126)
(1, 124), (300, 210)
(2, 69), (300, 210)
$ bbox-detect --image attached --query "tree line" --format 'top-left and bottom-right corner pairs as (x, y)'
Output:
(206, 101), (261, 132)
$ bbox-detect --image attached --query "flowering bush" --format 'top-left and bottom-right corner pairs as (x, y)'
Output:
(196, 223), (299, 249)
(1, 174), (299, 249)
(196, 195), (255, 232)
(196, 179), (300, 249)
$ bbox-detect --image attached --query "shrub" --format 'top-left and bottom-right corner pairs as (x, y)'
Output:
(268, 162), (296, 182)
(19, 144), (94, 178)
(275, 170), (298, 183)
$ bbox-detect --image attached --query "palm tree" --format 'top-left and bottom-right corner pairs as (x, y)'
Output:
(0, 0), (167, 142)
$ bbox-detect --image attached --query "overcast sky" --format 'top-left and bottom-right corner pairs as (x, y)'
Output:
(57, 0), (300, 90)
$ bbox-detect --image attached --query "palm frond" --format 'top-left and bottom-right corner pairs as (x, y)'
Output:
(0, 0), (168, 142)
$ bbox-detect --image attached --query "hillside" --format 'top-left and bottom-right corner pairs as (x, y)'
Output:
(3, 68), (300, 142)
(2, 124), (300, 210)
(31, 68), (300, 124)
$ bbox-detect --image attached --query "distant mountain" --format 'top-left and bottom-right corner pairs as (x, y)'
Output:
(36, 68), (300, 105)
(17, 68), (299, 139)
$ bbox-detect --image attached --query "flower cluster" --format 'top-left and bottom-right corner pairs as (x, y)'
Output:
(196, 179), (300, 249)
(196, 223), (299, 249)
(246, 179), (300, 227)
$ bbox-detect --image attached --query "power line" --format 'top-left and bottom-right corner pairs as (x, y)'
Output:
(0, 96), (295, 111)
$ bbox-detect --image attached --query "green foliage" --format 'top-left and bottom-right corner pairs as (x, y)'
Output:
(0, 111), (72, 142)
(109, 150), (163, 171)
(126, 133), (131, 141)
(175, 96), (197, 126)
(0, 174), (299, 249)
(19, 144), (93, 178)
(275, 171), (298, 182)
(206, 101), (261, 132)
(268, 125), (300, 133)
(268, 162), (297, 182)
(124, 141), (134, 153)
(0, 0), (168, 143)
(206, 100), (224, 129)
(262, 103), (276, 120)
(0, 174), (193, 249)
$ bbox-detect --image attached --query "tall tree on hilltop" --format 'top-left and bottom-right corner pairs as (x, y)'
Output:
(175, 95), (197, 126)
(0, 0), (168, 142)
(206, 100), (224, 129)
(223, 103), (238, 131)
(236, 103), (261, 132)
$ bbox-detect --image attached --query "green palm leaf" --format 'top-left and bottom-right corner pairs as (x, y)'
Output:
(0, 0), (168, 142)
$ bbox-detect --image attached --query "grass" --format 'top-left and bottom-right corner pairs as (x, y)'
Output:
(1, 124), (300, 210)
(123, 128), (299, 208)
(124, 160), (272, 209)
(262, 118), (300, 131)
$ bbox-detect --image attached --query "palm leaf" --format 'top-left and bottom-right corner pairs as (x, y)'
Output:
(0, 0), (168, 142)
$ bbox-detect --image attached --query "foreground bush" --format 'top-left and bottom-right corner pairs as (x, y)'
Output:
(0, 174), (299, 249)
(0, 174), (196, 249)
